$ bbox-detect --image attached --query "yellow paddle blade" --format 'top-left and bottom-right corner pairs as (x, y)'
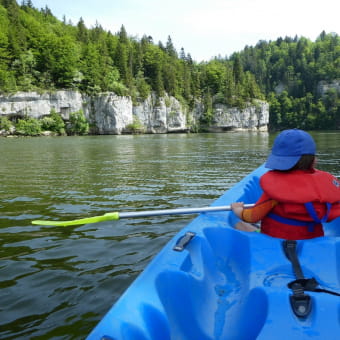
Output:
(32, 212), (120, 227)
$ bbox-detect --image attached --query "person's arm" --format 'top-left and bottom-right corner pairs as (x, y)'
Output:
(232, 194), (277, 223)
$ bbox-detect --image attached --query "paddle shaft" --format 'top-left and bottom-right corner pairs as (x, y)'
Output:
(32, 203), (255, 226)
(118, 204), (255, 219)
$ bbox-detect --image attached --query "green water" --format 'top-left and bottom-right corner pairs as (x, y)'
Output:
(0, 131), (339, 339)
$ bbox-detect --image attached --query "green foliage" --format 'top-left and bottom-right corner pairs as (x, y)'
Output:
(40, 109), (65, 134)
(0, 2), (340, 131)
(0, 115), (13, 131)
(67, 109), (89, 135)
(237, 32), (340, 129)
(126, 115), (145, 133)
(135, 70), (151, 100)
(268, 88), (340, 130)
(15, 117), (41, 135)
(200, 90), (214, 128)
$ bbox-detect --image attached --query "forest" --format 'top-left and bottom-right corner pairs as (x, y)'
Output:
(0, 0), (340, 131)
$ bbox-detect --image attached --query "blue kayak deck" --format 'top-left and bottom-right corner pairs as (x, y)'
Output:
(87, 165), (340, 339)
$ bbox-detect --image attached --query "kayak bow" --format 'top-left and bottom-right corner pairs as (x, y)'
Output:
(86, 164), (340, 339)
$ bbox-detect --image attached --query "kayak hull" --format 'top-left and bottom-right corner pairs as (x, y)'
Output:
(87, 165), (340, 339)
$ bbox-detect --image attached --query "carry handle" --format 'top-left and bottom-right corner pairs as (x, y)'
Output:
(173, 232), (196, 252)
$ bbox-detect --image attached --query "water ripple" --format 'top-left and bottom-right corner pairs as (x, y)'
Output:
(1, 132), (339, 339)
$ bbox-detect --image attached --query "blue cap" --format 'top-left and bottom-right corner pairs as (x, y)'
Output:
(265, 129), (316, 170)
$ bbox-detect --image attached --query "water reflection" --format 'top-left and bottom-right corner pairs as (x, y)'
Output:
(0, 131), (339, 339)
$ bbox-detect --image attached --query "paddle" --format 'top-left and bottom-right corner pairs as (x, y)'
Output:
(31, 204), (254, 227)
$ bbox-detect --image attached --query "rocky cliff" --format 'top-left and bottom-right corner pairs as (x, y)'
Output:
(0, 90), (269, 134)
(317, 80), (340, 96)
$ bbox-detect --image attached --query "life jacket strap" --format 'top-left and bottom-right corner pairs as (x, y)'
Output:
(304, 202), (331, 224)
(268, 202), (332, 232)
(267, 213), (317, 232)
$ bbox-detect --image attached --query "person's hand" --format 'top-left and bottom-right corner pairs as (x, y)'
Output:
(231, 202), (244, 218)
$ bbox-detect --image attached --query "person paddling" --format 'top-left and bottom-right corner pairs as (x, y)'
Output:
(231, 129), (340, 240)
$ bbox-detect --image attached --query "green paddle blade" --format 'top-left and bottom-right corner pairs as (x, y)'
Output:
(32, 212), (120, 227)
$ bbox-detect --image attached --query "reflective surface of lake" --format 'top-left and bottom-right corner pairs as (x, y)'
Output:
(0, 132), (339, 339)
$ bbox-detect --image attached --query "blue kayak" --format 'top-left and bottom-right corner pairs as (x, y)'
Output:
(87, 165), (340, 340)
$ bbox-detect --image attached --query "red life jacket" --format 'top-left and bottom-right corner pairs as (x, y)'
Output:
(259, 169), (340, 240)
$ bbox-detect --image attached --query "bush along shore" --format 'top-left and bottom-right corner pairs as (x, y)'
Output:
(0, 109), (89, 136)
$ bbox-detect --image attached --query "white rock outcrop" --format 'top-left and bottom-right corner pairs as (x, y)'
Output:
(0, 91), (83, 119)
(317, 80), (340, 96)
(0, 90), (269, 134)
(133, 95), (187, 133)
(85, 93), (133, 134)
(212, 101), (269, 131)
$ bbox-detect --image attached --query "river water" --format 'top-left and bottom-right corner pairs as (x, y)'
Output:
(0, 131), (339, 339)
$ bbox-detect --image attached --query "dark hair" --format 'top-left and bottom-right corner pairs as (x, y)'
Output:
(289, 154), (315, 171)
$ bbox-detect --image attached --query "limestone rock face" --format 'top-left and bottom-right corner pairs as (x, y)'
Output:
(133, 95), (187, 133)
(0, 91), (83, 119)
(211, 101), (269, 131)
(86, 94), (133, 134)
(317, 80), (340, 96)
(0, 90), (269, 134)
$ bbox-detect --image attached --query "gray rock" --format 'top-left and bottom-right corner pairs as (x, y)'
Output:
(0, 90), (269, 134)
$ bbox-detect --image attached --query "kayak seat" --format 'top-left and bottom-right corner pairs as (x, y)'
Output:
(203, 226), (268, 338)
(155, 268), (216, 339)
(153, 226), (269, 339)
(138, 303), (171, 340)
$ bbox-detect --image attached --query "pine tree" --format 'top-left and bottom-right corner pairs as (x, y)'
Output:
(165, 36), (177, 58)
(77, 18), (89, 43)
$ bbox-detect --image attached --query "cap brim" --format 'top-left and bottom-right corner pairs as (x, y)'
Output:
(265, 153), (300, 170)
